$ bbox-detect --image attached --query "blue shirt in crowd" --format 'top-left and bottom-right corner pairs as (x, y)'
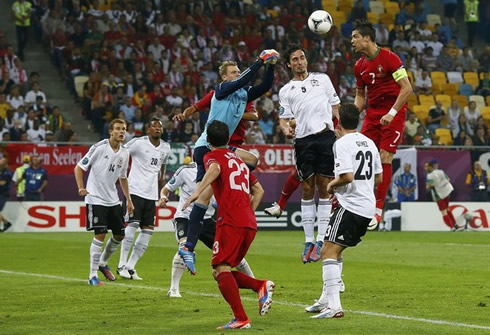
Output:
(0, 168), (13, 195)
(23, 167), (48, 193)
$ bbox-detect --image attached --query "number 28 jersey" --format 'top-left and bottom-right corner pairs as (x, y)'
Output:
(204, 148), (258, 230)
(333, 133), (382, 218)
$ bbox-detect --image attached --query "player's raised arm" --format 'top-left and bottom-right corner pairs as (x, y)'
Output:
(246, 62), (276, 102)
(174, 90), (214, 122)
(182, 162), (221, 210)
(214, 59), (264, 100)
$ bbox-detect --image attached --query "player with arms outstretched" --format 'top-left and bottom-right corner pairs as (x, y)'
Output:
(178, 50), (279, 274)
(308, 104), (382, 318)
(351, 20), (413, 228)
(74, 119), (133, 286)
(183, 120), (274, 330)
(117, 118), (170, 280)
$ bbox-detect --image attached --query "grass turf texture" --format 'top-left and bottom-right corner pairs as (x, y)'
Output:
(1, 231), (489, 334)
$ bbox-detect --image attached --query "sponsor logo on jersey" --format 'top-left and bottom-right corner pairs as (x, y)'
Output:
(103, 155), (109, 159)
(169, 177), (176, 185)
(338, 235), (344, 240)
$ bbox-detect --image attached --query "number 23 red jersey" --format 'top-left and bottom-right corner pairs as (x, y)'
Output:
(354, 48), (404, 108)
(204, 148), (258, 230)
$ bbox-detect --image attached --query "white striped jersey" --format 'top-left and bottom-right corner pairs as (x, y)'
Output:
(164, 162), (215, 219)
(279, 72), (340, 139)
(125, 136), (171, 201)
(78, 139), (129, 206)
(333, 132), (382, 218)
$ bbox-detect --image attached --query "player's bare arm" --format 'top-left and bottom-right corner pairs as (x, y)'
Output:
(279, 118), (295, 138)
(332, 104), (340, 120)
(250, 181), (265, 211)
(326, 172), (354, 194)
(158, 163), (167, 192)
(74, 165), (88, 196)
(183, 162), (221, 210)
(119, 177), (134, 215)
(241, 110), (259, 121)
(380, 76), (412, 126)
(173, 104), (197, 122)
(354, 87), (366, 112)
(158, 186), (170, 207)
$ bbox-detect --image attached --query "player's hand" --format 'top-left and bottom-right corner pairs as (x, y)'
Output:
(380, 113), (394, 126)
(78, 188), (88, 196)
(259, 49), (279, 64)
(127, 200), (134, 216)
(158, 195), (169, 207)
(329, 194), (339, 211)
(182, 191), (199, 211)
(173, 113), (186, 122)
(327, 181), (335, 194)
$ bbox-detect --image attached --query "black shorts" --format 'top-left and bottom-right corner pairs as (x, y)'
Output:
(325, 205), (371, 247)
(128, 194), (156, 227)
(294, 130), (336, 181)
(193, 146), (212, 182)
(86, 204), (125, 235)
(173, 217), (216, 250)
(0, 193), (8, 211)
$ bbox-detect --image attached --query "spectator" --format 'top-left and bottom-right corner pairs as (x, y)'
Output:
(409, 32), (425, 53)
(19, 156), (47, 201)
(472, 127), (488, 146)
(464, 101), (481, 127)
(420, 47), (439, 72)
(0, 71), (15, 96)
(55, 121), (74, 142)
(375, 24), (390, 47)
(475, 72), (490, 97)
(453, 130), (469, 145)
(258, 112), (274, 140)
(464, 0), (479, 47)
(47, 106), (64, 133)
(132, 108), (145, 136)
(124, 122), (135, 143)
(413, 125), (432, 146)
(427, 101), (448, 133)
(13, 105), (27, 129)
(349, 1), (367, 22)
(452, 114), (473, 138)
(12, 0), (31, 60)
(9, 58), (27, 86)
(0, 157), (12, 232)
(447, 100), (462, 129)
(161, 120), (179, 142)
(426, 34), (443, 57)
(26, 118), (45, 143)
(406, 47), (421, 73)
(395, 163), (417, 202)
(443, 0), (458, 31)
(405, 112), (421, 140)
(120, 96), (136, 120)
(438, 46), (455, 72)
(415, 71), (432, 95)
(0, 93), (11, 119)
(246, 122), (267, 144)
(466, 161), (489, 201)
(457, 47), (474, 72)
(179, 121), (195, 143)
(132, 86), (148, 108)
(44, 130), (54, 143)
(7, 85), (24, 109)
(166, 87), (183, 107)
(12, 154), (30, 200)
(392, 32), (410, 58)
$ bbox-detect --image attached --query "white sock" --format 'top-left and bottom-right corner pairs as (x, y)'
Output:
(236, 258), (255, 278)
(379, 222), (385, 230)
(316, 198), (332, 242)
(89, 238), (103, 278)
(323, 258), (342, 310)
(337, 257), (343, 276)
(301, 199), (316, 243)
(126, 229), (153, 270)
(99, 237), (121, 267)
(170, 251), (185, 291)
(118, 222), (138, 268)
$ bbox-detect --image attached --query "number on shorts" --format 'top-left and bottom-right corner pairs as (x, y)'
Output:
(325, 225), (332, 238)
(213, 241), (219, 254)
(355, 151), (373, 180)
(228, 159), (250, 193)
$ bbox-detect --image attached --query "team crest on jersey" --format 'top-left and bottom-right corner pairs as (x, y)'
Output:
(169, 177), (176, 185)
(117, 158), (123, 168)
(93, 217), (99, 224)
(310, 79), (319, 86)
(278, 106), (285, 116)
(82, 158), (89, 165)
(378, 65), (384, 73)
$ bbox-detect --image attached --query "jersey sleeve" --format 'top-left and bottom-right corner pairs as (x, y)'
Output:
(204, 152), (219, 170)
(245, 100), (256, 112)
(162, 143), (171, 165)
(164, 169), (185, 192)
(323, 75), (341, 105)
(249, 172), (258, 186)
(386, 51), (407, 82)
(77, 143), (100, 171)
(374, 150), (383, 175)
(335, 141), (353, 175)
(120, 151), (129, 179)
(354, 60), (365, 89)
(124, 137), (139, 155)
(278, 88), (293, 119)
(194, 90), (214, 110)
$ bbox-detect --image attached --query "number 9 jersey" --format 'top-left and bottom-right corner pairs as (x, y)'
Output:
(204, 148), (258, 230)
(333, 132), (382, 218)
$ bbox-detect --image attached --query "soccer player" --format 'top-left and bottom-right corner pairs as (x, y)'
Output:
(117, 118), (171, 280)
(159, 160), (254, 298)
(183, 120), (274, 330)
(308, 103), (382, 318)
(74, 119), (133, 286)
(424, 161), (456, 229)
(178, 50), (279, 274)
(351, 20), (413, 228)
(278, 44), (340, 263)
(0, 158), (13, 232)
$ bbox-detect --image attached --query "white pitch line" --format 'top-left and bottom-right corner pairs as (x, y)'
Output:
(1, 269), (490, 331)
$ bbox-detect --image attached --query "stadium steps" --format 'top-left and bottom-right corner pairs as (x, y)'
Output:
(0, 2), (96, 143)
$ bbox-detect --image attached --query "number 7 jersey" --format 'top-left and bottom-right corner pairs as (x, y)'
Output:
(333, 132), (382, 218)
(204, 148), (258, 230)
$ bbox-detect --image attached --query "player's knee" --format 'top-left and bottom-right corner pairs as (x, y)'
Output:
(380, 150), (393, 164)
(113, 234), (125, 241)
(212, 269), (218, 280)
(141, 225), (154, 230)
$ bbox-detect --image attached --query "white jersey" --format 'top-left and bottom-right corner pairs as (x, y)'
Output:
(125, 136), (171, 201)
(427, 169), (453, 200)
(164, 162), (215, 219)
(279, 72), (340, 139)
(77, 139), (129, 206)
(333, 132), (382, 218)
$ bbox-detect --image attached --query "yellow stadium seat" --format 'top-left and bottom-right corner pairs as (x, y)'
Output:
(379, 12), (395, 25)
(452, 95), (468, 108)
(384, 2), (400, 15)
(419, 94), (435, 105)
(464, 72), (480, 89)
(323, 4), (338, 13)
(426, 14), (442, 26)
(367, 12), (379, 24)
(74, 75), (89, 98)
(407, 71), (414, 85)
(407, 93), (418, 109)
(432, 79), (447, 90)
(480, 72), (489, 80)
(431, 71), (446, 82)
(369, 1), (385, 14)
(432, 83), (442, 95)
(331, 10), (347, 23)
(487, 96), (490, 106)
(435, 94), (451, 109)
(338, 0), (353, 13)
(469, 95), (485, 109)
(442, 83), (458, 96)
(413, 105), (430, 125)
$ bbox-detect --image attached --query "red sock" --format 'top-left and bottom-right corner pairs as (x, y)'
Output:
(376, 163), (392, 210)
(216, 272), (248, 321)
(232, 271), (264, 292)
(277, 173), (301, 210)
(443, 214), (453, 228)
(447, 211), (456, 227)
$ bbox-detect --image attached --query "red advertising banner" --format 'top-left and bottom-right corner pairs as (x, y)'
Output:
(242, 144), (295, 173)
(1, 144), (89, 175)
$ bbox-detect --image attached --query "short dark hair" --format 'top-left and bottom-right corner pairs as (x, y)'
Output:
(206, 120), (229, 147)
(147, 117), (162, 128)
(339, 103), (360, 130)
(285, 43), (306, 64)
(353, 20), (376, 42)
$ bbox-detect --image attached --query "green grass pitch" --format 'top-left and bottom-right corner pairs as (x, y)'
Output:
(1, 231), (489, 334)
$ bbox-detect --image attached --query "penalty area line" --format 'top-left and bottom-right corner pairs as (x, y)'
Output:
(1, 269), (489, 331)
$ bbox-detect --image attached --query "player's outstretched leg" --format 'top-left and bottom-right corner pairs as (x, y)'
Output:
(118, 222), (138, 273)
(215, 271), (251, 329)
(98, 236), (122, 281)
(88, 237), (104, 286)
(231, 271), (275, 316)
(235, 258), (255, 278)
(264, 172), (301, 218)
(168, 251), (185, 298)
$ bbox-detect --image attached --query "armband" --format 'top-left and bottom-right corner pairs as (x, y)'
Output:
(392, 68), (408, 82)
(388, 108), (398, 117)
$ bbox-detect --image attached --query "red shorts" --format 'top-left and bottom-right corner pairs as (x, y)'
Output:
(436, 197), (450, 211)
(361, 106), (407, 153)
(212, 224), (256, 268)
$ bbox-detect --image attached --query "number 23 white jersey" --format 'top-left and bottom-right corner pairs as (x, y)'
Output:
(333, 132), (382, 218)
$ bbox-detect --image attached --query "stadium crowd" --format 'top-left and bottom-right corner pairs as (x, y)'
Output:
(1, 0), (490, 147)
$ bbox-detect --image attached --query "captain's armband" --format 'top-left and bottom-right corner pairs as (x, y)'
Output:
(392, 68), (408, 82)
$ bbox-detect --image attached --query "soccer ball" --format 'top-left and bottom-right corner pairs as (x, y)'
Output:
(308, 10), (333, 35)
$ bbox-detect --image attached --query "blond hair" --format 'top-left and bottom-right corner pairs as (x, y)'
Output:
(218, 61), (238, 77)
(109, 118), (127, 130)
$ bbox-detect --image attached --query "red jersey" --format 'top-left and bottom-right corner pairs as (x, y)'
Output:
(204, 148), (258, 230)
(354, 48), (404, 109)
(194, 90), (254, 148)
